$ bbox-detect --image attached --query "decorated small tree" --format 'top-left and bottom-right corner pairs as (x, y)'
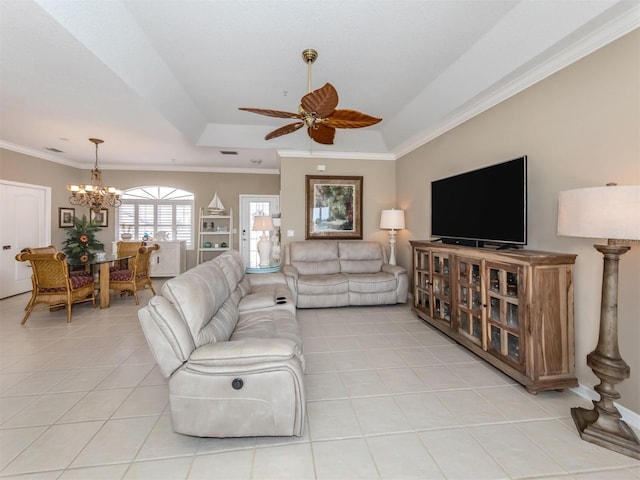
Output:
(62, 214), (104, 263)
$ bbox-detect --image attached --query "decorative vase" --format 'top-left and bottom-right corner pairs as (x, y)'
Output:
(121, 233), (133, 240)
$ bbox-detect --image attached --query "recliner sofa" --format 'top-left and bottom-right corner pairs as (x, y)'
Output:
(282, 240), (408, 308)
(137, 250), (305, 438)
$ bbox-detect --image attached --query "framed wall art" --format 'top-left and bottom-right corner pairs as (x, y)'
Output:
(305, 175), (363, 239)
(90, 208), (109, 227)
(58, 207), (75, 228)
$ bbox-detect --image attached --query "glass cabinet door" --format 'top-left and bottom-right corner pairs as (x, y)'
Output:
(413, 249), (431, 315)
(431, 253), (451, 325)
(456, 257), (483, 346)
(485, 262), (523, 370)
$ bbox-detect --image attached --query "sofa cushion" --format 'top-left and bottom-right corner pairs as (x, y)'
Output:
(139, 295), (195, 377)
(289, 241), (340, 275)
(231, 309), (305, 370)
(347, 272), (398, 293)
(338, 241), (384, 274)
(208, 297), (240, 344)
(296, 273), (349, 295)
(162, 261), (236, 347)
(214, 250), (246, 293)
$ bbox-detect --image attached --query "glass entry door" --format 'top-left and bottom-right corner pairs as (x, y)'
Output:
(239, 195), (279, 268)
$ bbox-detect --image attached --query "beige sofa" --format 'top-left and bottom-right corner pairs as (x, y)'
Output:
(282, 240), (408, 308)
(138, 250), (305, 438)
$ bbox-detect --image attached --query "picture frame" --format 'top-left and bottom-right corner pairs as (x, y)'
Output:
(58, 207), (75, 228)
(305, 175), (363, 240)
(90, 208), (109, 227)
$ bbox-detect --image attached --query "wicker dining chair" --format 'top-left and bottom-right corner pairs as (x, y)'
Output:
(109, 243), (159, 305)
(22, 245), (57, 254)
(15, 251), (96, 324)
(21, 245), (93, 278)
(112, 241), (146, 270)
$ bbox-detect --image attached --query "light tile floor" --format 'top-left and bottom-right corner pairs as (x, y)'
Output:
(1, 285), (639, 479)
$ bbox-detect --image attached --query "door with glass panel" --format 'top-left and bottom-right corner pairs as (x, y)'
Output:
(239, 195), (279, 268)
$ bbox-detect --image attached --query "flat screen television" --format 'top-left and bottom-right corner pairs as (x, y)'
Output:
(431, 155), (527, 248)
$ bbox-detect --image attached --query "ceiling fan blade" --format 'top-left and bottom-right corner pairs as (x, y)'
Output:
(326, 109), (382, 129)
(238, 107), (300, 119)
(265, 122), (305, 140)
(301, 83), (338, 118)
(308, 124), (336, 145)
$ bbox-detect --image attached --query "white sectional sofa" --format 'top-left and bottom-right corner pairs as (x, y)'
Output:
(138, 250), (305, 438)
(282, 240), (409, 308)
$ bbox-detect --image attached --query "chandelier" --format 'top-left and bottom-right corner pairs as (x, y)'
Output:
(67, 138), (121, 214)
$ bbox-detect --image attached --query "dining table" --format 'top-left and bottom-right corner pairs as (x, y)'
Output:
(67, 253), (134, 308)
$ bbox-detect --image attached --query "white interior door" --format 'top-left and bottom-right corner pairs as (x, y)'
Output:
(0, 180), (51, 298)
(239, 195), (279, 268)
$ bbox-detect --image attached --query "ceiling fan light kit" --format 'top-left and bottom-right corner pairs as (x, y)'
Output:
(239, 49), (381, 145)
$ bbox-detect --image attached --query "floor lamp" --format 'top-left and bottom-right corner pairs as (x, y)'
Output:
(380, 209), (405, 265)
(252, 215), (274, 267)
(557, 184), (640, 459)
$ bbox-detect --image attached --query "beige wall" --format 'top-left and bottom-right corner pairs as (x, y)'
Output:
(0, 150), (280, 269)
(396, 30), (640, 412)
(279, 156), (397, 248)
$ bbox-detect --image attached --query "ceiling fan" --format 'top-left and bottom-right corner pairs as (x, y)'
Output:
(239, 49), (382, 145)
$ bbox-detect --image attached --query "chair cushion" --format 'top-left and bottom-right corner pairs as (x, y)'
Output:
(110, 269), (133, 281)
(70, 274), (94, 289)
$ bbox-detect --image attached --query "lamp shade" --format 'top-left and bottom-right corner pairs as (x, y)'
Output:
(558, 185), (640, 240)
(380, 209), (405, 230)
(252, 215), (274, 231)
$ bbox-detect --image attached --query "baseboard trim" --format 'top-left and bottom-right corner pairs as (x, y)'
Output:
(571, 384), (640, 430)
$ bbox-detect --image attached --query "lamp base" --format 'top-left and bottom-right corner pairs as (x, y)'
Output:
(387, 230), (397, 265)
(257, 234), (272, 267)
(571, 244), (640, 460)
(572, 406), (640, 459)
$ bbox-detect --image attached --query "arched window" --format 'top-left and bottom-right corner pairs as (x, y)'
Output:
(116, 186), (195, 248)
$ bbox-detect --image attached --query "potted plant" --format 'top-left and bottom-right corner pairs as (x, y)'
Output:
(62, 214), (104, 263)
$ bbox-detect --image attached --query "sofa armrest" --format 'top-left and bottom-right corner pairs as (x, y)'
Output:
(381, 263), (407, 278)
(282, 265), (298, 281)
(189, 338), (298, 368)
(281, 265), (299, 301)
(238, 283), (292, 312)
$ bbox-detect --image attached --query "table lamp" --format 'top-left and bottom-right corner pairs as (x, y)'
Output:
(557, 183), (640, 459)
(252, 215), (274, 267)
(380, 209), (405, 265)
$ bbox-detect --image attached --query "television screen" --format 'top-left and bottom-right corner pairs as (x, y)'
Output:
(431, 156), (527, 247)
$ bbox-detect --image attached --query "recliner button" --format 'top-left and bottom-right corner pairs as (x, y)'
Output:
(232, 378), (244, 390)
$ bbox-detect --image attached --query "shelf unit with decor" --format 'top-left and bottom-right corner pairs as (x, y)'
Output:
(198, 207), (234, 264)
(410, 240), (577, 394)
